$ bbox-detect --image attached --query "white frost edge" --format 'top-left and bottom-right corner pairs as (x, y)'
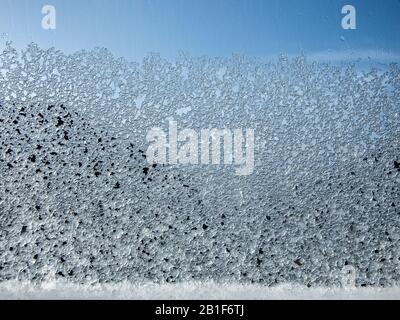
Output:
(0, 281), (399, 300)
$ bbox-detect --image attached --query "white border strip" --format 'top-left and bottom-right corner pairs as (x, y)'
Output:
(0, 281), (399, 300)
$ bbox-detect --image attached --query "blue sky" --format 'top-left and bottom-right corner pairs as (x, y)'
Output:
(0, 0), (399, 62)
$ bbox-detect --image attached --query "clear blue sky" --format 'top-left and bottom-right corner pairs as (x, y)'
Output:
(0, 0), (399, 62)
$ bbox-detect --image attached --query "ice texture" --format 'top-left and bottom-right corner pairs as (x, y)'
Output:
(0, 43), (399, 288)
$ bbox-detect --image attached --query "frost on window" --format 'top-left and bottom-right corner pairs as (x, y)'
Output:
(0, 43), (399, 288)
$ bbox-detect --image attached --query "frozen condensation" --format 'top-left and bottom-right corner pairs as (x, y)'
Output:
(0, 43), (399, 288)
